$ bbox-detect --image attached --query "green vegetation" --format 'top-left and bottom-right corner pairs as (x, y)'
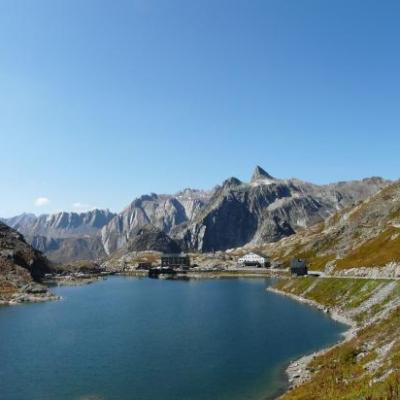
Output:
(336, 227), (400, 269)
(274, 277), (400, 400)
(274, 277), (386, 316)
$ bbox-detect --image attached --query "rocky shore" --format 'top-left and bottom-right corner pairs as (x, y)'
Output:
(333, 262), (400, 279)
(0, 282), (60, 306)
(268, 276), (400, 399)
(267, 287), (357, 391)
(44, 270), (115, 286)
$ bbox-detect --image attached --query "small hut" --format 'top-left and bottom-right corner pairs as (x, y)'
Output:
(290, 258), (308, 276)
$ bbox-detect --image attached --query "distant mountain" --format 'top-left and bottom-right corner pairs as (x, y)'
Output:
(100, 189), (211, 255)
(2, 168), (390, 263)
(3, 209), (116, 238)
(1, 209), (116, 263)
(30, 235), (107, 264)
(2, 213), (37, 230)
(177, 169), (389, 252)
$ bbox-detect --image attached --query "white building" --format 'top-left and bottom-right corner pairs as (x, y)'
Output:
(238, 252), (266, 267)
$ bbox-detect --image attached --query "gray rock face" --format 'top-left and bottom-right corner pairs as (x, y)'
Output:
(100, 189), (211, 255)
(3, 209), (116, 238)
(119, 225), (181, 254)
(30, 235), (106, 264)
(251, 166), (276, 183)
(177, 171), (389, 252)
(1, 209), (115, 263)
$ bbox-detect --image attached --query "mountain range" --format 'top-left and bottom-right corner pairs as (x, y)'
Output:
(1, 167), (390, 263)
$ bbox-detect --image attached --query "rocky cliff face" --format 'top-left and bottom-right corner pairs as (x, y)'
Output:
(100, 189), (211, 255)
(3, 209), (116, 238)
(114, 225), (181, 255)
(178, 168), (388, 252)
(0, 222), (55, 304)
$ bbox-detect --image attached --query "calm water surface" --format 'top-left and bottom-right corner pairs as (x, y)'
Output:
(0, 277), (346, 400)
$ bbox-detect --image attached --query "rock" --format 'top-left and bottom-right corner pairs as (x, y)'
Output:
(250, 165), (276, 183)
(0, 221), (55, 304)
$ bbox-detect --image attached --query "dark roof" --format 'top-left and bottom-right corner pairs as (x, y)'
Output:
(291, 258), (307, 268)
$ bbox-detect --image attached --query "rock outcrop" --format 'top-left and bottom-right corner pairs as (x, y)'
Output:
(0, 222), (56, 304)
(250, 165), (276, 183)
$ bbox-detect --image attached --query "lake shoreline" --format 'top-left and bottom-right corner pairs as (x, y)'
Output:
(266, 287), (357, 398)
(2, 269), (287, 306)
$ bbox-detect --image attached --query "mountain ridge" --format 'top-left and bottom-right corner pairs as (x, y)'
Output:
(2, 168), (391, 263)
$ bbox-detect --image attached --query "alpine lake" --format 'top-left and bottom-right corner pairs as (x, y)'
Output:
(0, 276), (346, 400)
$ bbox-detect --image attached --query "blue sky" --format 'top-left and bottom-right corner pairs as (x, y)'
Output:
(1, 0), (399, 217)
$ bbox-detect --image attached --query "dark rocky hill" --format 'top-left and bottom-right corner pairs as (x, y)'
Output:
(0, 222), (55, 304)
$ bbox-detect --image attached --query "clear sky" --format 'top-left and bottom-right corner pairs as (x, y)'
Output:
(1, 0), (399, 217)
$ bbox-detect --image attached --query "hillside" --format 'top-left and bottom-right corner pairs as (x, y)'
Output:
(273, 277), (400, 400)
(254, 180), (400, 276)
(0, 222), (56, 304)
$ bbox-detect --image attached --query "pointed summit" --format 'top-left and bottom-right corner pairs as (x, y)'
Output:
(251, 166), (275, 183)
(222, 177), (242, 189)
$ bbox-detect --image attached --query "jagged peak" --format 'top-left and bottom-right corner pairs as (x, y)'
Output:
(222, 177), (242, 188)
(250, 166), (276, 183)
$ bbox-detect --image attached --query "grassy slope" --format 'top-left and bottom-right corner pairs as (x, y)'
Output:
(335, 227), (400, 269)
(274, 277), (400, 400)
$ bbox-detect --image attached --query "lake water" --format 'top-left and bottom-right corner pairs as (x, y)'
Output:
(0, 277), (346, 400)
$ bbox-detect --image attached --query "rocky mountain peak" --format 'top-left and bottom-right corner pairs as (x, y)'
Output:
(222, 177), (242, 189)
(250, 166), (275, 183)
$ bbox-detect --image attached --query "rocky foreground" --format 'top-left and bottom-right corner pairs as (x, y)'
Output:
(0, 222), (58, 305)
(272, 277), (400, 400)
